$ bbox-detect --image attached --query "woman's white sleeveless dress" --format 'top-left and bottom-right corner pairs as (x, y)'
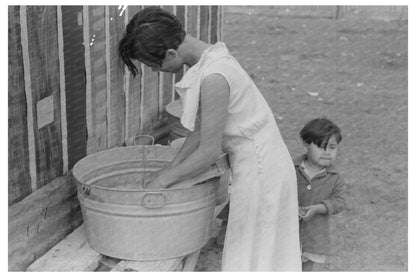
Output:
(175, 42), (301, 271)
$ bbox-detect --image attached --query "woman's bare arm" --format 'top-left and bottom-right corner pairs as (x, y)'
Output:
(146, 73), (229, 188)
(169, 123), (200, 167)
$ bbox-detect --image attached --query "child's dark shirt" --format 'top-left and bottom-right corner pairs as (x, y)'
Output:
(295, 155), (347, 255)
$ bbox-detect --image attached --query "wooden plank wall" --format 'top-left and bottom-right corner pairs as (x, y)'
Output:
(8, 6), (32, 204)
(160, 5), (175, 106)
(61, 6), (87, 170)
(8, 5), (222, 271)
(8, 175), (83, 271)
(107, 6), (126, 148)
(25, 6), (63, 189)
(125, 6), (142, 143)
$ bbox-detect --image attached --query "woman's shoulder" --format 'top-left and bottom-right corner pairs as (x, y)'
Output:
(201, 58), (242, 83)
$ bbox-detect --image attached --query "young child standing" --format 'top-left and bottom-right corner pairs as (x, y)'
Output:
(295, 118), (347, 271)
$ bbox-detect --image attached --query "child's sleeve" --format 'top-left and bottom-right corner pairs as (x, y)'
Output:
(321, 175), (347, 215)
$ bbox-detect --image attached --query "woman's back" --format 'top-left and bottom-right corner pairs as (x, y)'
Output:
(191, 42), (302, 270)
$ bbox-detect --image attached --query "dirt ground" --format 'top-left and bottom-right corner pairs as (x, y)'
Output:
(195, 6), (408, 271)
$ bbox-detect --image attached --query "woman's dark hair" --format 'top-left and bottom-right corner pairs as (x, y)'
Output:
(118, 6), (186, 77)
(300, 117), (342, 149)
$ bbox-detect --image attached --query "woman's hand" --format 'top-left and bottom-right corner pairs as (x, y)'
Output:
(142, 171), (160, 189)
(142, 171), (169, 189)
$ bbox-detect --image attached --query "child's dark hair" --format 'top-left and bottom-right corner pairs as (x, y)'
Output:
(118, 6), (186, 77)
(300, 117), (342, 149)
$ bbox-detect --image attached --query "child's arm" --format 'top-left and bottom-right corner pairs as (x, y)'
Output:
(300, 175), (347, 221)
(320, 175), (347, 215)
(299, 204), (328, 221)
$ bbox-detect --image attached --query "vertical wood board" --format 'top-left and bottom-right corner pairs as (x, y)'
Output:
(141, 66), (160, 131)
(107, 6), (126, 147)
(199, 6), (209, 43)
(176, 5), (185, 26)
(8, 5), (32, 205)
(56, 6), (68, 174)
(125, 6), (142, 140)
(87, 6), (108, 153)
(20, 5), (38, 192)
(173, 5), (185, 89)
(161, 72), (173, 108)
(26, 6), (63, 188)
(210, 6), (218, 43)
(218, 6), (223, 41)
(186, 6), (199, 38)
(61, 6), (87, 169)
(161, 5), (175, 106)
(132, 5), (160, 132)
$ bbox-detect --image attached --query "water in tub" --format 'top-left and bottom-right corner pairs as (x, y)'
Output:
(88, 161), (170, 190)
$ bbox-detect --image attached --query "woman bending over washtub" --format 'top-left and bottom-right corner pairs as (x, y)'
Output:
(118, 6), (301, 271)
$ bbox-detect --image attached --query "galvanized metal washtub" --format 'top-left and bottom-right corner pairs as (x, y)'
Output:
(170, 137), (230, 206)
(72, 145), (227, 261)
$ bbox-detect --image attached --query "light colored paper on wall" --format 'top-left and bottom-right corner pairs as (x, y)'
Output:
(37, 95), (54, 129)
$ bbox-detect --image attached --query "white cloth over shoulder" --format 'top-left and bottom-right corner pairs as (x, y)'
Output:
(174, 42), (302, 271)
(174, 43), (229, 131)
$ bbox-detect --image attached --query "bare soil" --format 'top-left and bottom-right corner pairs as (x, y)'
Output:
(195, 6), (408, 272)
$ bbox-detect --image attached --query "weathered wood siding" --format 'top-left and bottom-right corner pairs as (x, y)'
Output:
(8, 6), (32, 204)
(61, 6), (87, 170)
(107, 6), (126, 148)
(9, 4), (222, 204)
(26, 6), (63, 189)
(8, 5), (223, 271)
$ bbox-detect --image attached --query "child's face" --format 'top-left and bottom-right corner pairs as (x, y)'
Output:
(306, 135), (339, 168)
